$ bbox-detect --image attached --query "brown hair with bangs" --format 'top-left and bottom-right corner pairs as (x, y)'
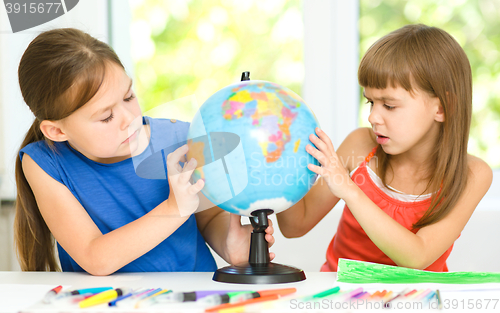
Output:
(358, 24), (472, 229)
(15, 28), (124, 271)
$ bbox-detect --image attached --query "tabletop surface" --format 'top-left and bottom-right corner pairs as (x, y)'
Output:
(2, 271), (500, 312)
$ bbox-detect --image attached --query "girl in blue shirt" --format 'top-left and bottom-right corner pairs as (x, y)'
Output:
(15, 28), (274, 275)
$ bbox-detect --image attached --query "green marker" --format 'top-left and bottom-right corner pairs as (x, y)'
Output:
(302, 286), (341, 301)
(197, 291), (252, 306)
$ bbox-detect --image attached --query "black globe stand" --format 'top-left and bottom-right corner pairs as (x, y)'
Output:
(213, 209), (306, 284)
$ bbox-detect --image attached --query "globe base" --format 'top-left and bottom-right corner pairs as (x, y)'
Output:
(213, 262), (306, 284)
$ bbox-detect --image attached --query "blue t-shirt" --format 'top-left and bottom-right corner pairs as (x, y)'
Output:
(20, 117), (217, 272)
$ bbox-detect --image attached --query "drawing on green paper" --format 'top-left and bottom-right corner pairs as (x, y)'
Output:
(337, 259), (500, 284)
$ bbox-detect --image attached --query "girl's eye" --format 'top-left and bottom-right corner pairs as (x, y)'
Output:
(384, 104), (395, 110)
(101, 112), (114, 123)
(366, 100), (374, 110)
(124, 94), (136, 102)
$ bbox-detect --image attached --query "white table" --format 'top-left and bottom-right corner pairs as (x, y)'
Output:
(1, 271), (500, 312)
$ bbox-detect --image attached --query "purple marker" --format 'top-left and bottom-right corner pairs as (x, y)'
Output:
(155, 290), (244, 303)
(353, 291), (368, 299)
(341, 287), (364, 301)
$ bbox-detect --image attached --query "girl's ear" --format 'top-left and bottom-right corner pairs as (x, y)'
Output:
(39, 120), (69, 142)
(435, 104), (445, 122)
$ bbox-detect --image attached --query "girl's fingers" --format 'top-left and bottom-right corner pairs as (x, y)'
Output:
(176, 163), (183, 172)
(316, 128), (336, 152)
(187, 178), (204, 195)
(269, 252), (275, 261)
(166, 145), (189, 174)
(265, 233), (275, 246)
(306, 144), (328, 166)
(180, 158), (198, 183)
(307, 163), (323, 175)
(309, 133), (331, 157)
(265, 221), (274, 236)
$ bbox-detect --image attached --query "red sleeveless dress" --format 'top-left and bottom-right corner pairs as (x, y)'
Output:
(321, 146), (453, 272)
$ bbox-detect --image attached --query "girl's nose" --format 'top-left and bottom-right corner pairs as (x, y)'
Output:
(120, 104), (137, 130)
(368, 105), (383, 126)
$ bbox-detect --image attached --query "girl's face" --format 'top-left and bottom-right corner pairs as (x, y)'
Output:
(59, 63), (144, 163)
(364, 85), (443, 157)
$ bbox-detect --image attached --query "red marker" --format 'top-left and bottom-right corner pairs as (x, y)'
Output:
(43, 285), (63, 303)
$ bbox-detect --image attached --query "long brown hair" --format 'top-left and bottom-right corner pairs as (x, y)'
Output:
(358, 24), (472, 229)
(15, 28), (124, 271)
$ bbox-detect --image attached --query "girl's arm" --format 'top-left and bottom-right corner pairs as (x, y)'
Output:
(195, 201), (275, 265)
(22, 145), (203, 276)
(192, 184), (276, 265)
(308, 128), (493, 269)
(276, 128), (374, 238)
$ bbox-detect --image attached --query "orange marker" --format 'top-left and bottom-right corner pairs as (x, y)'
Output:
(370, 291), (381, 298)
(231, 287), (296, 302)
(205, 294), (279, 312)
(381, 291), (393, 301)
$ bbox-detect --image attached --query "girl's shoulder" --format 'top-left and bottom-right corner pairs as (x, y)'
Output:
(467, 154), (493, 185)
(337, 127), (377, 172)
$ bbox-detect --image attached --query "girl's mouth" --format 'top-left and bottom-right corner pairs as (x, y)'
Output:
(123, 130), (138, 144)
(376, 135), (389, 144)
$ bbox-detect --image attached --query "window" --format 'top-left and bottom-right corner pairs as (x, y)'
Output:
(129, 0), (304, 121)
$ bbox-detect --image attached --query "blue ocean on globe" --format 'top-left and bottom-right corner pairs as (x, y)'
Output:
(187, 80), (320, 217)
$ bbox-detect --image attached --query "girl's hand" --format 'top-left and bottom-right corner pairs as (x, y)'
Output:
(166, 144), (205, 216)
(306, 128), (357, 200)
(225, 214), (275, 266)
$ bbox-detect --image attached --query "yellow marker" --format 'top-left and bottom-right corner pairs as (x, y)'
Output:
(408, 289), (425, 299)
(79, 288), (131, 308)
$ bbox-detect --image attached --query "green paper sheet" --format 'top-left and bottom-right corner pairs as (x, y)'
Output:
(337, 258), (500, 284)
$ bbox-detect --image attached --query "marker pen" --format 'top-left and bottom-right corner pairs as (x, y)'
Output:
(114, 288), (159, 307)
(79, 287), (132, 308)
(156, 290), (244, 303)
(108, 289), (149, 307)
(233, 288), (297, 302)
(42, 285), (63, 304)
(56, 287), (113, 300)
(197, 291), (251, 306)
(205, 294), (280, 313)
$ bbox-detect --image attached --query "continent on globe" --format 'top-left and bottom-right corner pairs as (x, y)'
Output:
(187, 80), (320, 217)
(222, 83), (300, 163)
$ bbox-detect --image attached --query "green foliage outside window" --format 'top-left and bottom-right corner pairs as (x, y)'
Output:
(359, 0), (500, 168)
(129, 0), (303, 121)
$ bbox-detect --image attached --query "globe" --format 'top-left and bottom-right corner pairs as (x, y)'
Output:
(187, 80), (319, 217)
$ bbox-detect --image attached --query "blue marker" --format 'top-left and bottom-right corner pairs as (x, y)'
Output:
(423, 291), (436, 303)
(114, 288), (160, 307)
(55, 287), (113, 300)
